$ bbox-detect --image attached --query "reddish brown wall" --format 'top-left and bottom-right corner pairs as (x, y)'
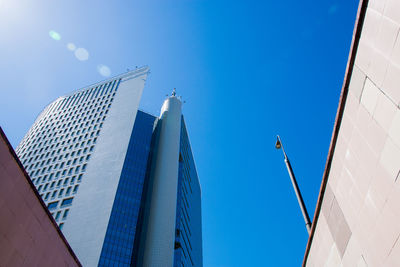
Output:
(0, 128), (80, 266)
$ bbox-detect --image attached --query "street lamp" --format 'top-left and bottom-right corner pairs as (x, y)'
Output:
(275, 135), (312, 234)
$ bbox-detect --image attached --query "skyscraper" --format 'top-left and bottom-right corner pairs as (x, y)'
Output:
(15, 67), (203, 267)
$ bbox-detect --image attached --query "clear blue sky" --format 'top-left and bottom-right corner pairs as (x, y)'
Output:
(0, 0), (359, 266)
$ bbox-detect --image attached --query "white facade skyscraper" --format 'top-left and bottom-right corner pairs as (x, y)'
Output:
(15, 67), (202, 267)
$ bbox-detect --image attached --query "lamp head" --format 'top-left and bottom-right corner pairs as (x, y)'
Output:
(275, 136), (281, 149)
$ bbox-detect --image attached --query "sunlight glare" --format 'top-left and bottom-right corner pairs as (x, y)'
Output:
(74, 48), (89, 61)
(97, 64), (111, 77)
(49, 30), (61, 41)
(67, 43), (76, 51)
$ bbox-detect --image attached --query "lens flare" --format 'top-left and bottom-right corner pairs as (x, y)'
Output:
(74, 48), (89, 61)
(97, 64), (111, 77)
(67, 43), (76, 51)
(49, 30), (61, 41)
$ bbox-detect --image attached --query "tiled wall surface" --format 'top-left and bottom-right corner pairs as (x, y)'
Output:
(306, 0), (400, 266)
(0, 130), (80, 266)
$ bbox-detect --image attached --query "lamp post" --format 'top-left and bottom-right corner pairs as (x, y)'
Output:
(275, 135), (312, 234)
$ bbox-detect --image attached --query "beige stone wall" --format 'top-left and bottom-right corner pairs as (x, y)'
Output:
(0, 130), (80, 267)
(306, 0), (400, 266)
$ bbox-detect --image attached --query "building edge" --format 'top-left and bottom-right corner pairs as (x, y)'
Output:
(0, 127), (82, 266)
(302, 0), (369, 266)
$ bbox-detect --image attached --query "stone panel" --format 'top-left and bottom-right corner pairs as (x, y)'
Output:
(305, 1), (400, 266)
(348, 65), (366, 101)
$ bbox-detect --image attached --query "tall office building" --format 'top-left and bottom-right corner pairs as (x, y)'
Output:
(15, 67), (203, 267)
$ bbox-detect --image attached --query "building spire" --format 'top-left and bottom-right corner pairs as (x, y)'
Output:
(172, 88), (176, 97)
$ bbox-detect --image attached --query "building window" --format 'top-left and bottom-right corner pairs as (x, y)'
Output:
(73, 185), (79, 194)
(55, 211), (61, 221)
(61, 197), (73, 207)
(47, 201), (58, 210)
(62, 209), (69, 220)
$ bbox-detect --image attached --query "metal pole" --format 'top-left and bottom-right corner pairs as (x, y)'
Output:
(276, 135), (312, 234)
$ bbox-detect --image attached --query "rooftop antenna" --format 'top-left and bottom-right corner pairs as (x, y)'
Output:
(170, 88), (184, 102)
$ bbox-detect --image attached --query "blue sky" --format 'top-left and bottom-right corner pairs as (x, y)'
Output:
(0, 0), (359, 266)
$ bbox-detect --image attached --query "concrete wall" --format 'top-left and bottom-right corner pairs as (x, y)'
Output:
(0, 128), (80, 266)
(305, 0), (400, 266)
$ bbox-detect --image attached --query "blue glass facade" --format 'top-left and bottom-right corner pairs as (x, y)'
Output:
(174, 117), (203, 267)
(99, 114), (203, 267)
(98, 111), (157, 267)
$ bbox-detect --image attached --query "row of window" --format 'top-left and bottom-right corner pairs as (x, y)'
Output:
(16, 84), (116, 157)
(40, 185), (79, 201)
(25, 110), (106, 148)
(27, 152), (91, 174)
(24, 142), (95, 170)
(21, 122), (102, 161)
(48, 197), (74, 210)
(20, 79), (117, 136)
(28, 153), (91, 171)
(33, 173), (82, 187)
(53, 208), (69, 222)
(29, 164), (87, 183)
(21, 122), (101, 155)
(27, 114), (105, 146)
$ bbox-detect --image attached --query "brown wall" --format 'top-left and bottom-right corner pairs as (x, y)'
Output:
(305, 0), (400, 266)
(0, 128), (80, 266)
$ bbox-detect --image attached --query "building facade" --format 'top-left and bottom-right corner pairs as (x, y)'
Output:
(15, 67), (203, 267)
(304, 0), (400, 266)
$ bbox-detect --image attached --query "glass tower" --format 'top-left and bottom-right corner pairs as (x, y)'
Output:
(15, 67), (202, 267)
